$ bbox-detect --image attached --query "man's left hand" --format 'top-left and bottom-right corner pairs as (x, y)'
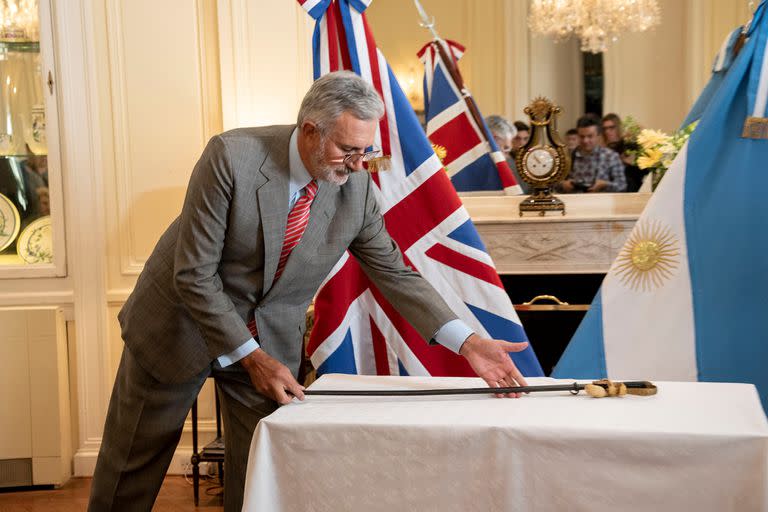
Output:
(459, 334), (529, 398)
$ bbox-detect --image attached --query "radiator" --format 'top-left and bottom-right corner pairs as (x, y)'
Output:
(0, 307), (71, 487)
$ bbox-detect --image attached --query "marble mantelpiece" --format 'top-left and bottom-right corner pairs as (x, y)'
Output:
(461, 193), (651, 275)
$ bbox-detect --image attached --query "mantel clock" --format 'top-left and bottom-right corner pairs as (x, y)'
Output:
(515, 97), (571, 216)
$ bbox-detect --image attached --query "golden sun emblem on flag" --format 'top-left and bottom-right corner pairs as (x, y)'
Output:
(613, 219), (680, 292)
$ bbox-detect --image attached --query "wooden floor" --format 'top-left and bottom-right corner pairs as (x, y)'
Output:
(0, 476), (224, 511)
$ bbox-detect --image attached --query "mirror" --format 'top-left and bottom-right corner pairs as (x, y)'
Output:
(366, 0), (749, 198)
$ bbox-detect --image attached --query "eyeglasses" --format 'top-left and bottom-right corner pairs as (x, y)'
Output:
(345, 148), (381, 165)
(330, 148), (382, 166)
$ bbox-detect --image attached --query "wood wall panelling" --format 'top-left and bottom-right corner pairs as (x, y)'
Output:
(107, 0), (218, 275)
(217, 0), (313, 130)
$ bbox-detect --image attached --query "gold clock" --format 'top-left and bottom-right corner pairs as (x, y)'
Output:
(515, 97), (571, 216)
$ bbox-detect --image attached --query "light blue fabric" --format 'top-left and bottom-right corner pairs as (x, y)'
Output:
(288, 128), (313, 208)
(551, 288), (606, 379)
(684, 0), (768, 411)
(432, 319), (474, 354)
(681, 26), (743, 128)
(217, 337), (260, 367)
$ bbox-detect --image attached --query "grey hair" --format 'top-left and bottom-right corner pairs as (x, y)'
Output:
(485, 115), (517, 139)
(297, 71), (385, 134)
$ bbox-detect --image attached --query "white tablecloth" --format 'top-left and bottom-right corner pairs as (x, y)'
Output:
(242, 375), (768, 512)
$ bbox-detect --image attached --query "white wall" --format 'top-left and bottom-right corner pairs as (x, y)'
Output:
(218, 0), (314, 129)
(603, 0), (688, 133)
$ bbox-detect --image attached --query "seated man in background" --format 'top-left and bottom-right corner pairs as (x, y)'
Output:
(601, 113), (647, 192)
(485, 114), (529, 194)
(511, 121), (530, 156)
(558, 116), (626, 193)
(565, 128), (579, 153)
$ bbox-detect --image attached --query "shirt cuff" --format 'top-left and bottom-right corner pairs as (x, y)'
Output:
(433, 319), (474, 354)
(217, 337), (260, 367)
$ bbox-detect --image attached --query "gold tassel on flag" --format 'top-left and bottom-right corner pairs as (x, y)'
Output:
(742, 116), (768, 139)
(365, 155), (392, 172)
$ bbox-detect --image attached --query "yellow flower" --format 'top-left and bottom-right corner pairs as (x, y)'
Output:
(637, 129), (670, 149)
(658, 142), (675, 155)
(637, 148), (662, 169)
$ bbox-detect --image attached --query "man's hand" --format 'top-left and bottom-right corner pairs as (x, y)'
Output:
(459, 334), (529, 398)
(240, 349), (305, 405)
(587, 179), (609, 192)
(559, 180), (575, 193)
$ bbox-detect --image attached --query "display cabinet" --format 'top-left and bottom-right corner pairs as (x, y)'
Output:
(0, 0), (64, 278)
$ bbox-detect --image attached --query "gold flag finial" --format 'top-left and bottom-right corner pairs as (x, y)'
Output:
(431, 143), (447, 163)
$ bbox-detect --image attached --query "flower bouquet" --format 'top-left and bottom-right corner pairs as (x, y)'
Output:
(631, 120), (698, 191)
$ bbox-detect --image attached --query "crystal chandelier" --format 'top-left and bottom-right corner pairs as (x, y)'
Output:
(528, 0), (661, 53)
(0, 0), (39, 43)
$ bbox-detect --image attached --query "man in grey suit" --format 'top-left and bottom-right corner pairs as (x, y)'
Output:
(88, 71), (530, 511)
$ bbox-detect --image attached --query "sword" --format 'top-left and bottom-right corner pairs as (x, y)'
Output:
(304, 380), (657, 398)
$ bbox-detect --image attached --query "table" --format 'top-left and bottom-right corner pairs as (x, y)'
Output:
(242, 375), (768, 511)
(460, 193), (650, 274)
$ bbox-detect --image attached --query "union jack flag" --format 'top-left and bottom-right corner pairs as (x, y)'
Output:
(419, 38), (521, 194)
(299, 0), (543, 377)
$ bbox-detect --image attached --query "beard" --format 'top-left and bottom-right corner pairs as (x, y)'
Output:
(311, 137), (353, 186)
(316, 161), (351, 186)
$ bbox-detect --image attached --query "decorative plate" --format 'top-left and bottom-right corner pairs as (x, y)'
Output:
(17, 215), (53, 264)
(0, 192), (21, 252)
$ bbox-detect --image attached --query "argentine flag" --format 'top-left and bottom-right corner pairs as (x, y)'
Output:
(680, 25), (744, 128)
(553, 1), (768, 412)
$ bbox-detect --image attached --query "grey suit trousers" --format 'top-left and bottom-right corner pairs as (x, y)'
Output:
(87, 346), (277, 512)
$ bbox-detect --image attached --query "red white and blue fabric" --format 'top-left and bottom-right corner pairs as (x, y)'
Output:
(298, 0), (543, 377)
(419, 38), (521, 194)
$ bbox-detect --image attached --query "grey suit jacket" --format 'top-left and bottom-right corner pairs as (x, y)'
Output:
(119, 125), (458, 384)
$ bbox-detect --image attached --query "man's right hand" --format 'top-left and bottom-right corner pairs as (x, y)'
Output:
(559, 180), (575, 193)
(240, 349), (305, 405)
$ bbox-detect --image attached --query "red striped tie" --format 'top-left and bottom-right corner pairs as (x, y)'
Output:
(275, 180), (319, 280)
(247, 180), (319, 337)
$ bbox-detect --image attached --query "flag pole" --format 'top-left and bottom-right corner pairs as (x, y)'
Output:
(413, 0), (440, 40)
(413, 0), (497, 153)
